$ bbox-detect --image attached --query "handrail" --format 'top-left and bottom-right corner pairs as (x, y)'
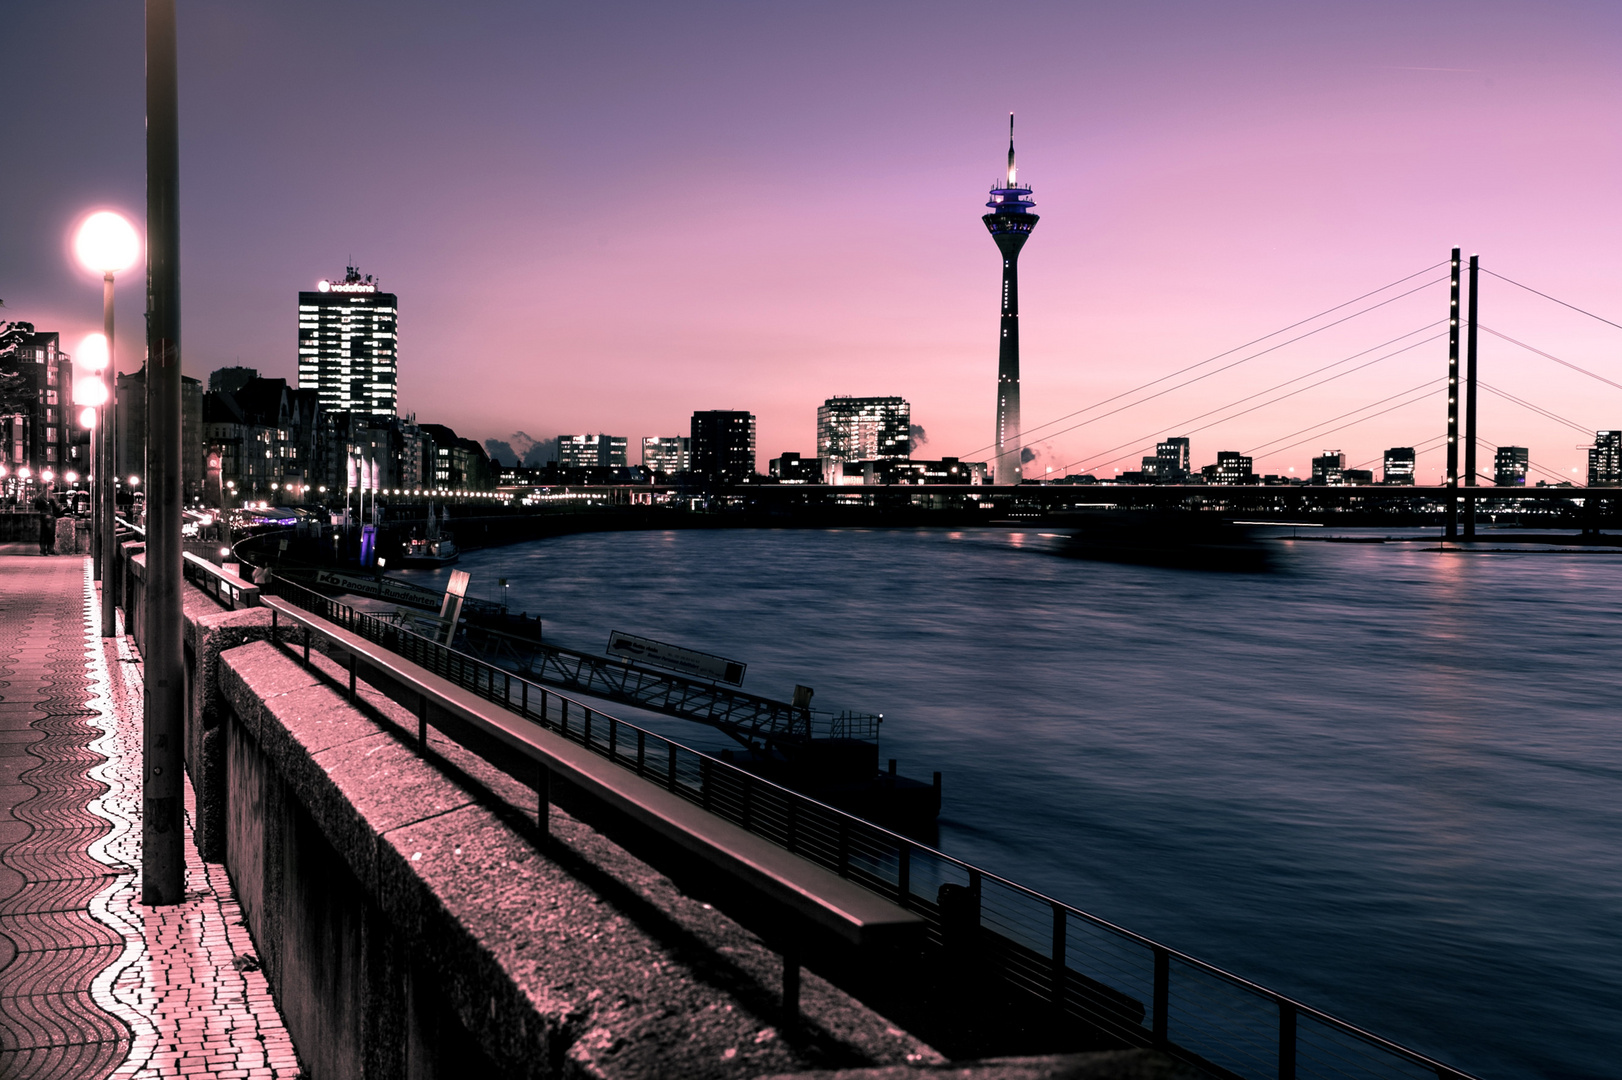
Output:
(182, 552), (260, 611)
(257, 574), (1481, 1080)
(260, 594), (919, 947)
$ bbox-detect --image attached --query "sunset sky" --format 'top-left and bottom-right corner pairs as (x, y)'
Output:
(5, 1), (1622, 481)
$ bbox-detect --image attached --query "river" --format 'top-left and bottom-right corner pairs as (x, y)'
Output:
(405, 526), (1621, 1079)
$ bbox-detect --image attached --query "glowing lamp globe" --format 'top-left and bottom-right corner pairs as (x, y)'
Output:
(41, 469), (55, 483)
(74, 376), (108, 407)
(65, 471), (78, 483)
(19, 466), (32, 480)
(77, 333), (110, 373)
(75, 211), (141, 275)
(79, 407), (98, 429)
(128, 475), (141, 487)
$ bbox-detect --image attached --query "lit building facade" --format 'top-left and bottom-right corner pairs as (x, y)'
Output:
(1311, 450), (1346, 485)
(0, 329), (86, 491)
(1383, 447), (1416, 485)
(816, 396), (910, 484)
(558, 434), (628, 469)
(641, 436), (690, 474)
(1588, 431), (1621, 486)
(1494, 446), (1528, 487)
(297, 266), (398, 419)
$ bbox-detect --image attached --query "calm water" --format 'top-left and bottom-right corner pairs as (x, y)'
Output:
(417, 528), (1621, 1079)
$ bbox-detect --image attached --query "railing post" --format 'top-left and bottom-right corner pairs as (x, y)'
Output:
(505, 672), (511, 707)
(741, 775), (753, 830)
(700, 758), (712, 810)
(584, 709), (594, 750)
(270, 607), (278, 644)
(521, 679), (528, 717)
(1278, 1000), (1297, 1080)
(781, 949), (800, 1030)
(1152, 947), (1169, 1050)
(348, 651), (357, 701)
(636, 730), (646, 776)
(417, 693), (428, 747)
(1051, 902), (1067, 1010)
(537, 763), (551, 838)
(608, 717), (617, 761)
(896, 841), (910, 907)
(303, 625), (311, 666)
(667, 743), (678, 792)
(561, 699), (569, 738)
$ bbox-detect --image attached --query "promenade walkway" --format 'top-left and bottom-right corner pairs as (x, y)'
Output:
(0, 555), (299, 1079)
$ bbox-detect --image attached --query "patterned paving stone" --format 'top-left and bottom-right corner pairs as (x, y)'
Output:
(0, 558), (302, 1078)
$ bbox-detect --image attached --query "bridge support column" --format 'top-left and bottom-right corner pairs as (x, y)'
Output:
(1445, 248), (1461, 540)
(1464, 254), (1480, 538)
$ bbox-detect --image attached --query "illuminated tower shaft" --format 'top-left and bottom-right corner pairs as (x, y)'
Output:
(983, 116), (1038, 485)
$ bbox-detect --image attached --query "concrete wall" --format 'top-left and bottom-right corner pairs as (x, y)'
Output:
(194, 619), (941, 1079)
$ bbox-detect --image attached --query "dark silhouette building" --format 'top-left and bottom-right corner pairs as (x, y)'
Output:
(1143, 437), (1190, 482)
(983, 116), (1038, 486)
(0, 327), (87, 492)
(690, 410), (756, 484)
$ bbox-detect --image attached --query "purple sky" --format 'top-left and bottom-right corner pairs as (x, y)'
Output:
(5, 1), (1621, 480)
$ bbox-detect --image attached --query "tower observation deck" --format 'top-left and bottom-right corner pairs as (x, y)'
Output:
(983, 114), (1038, 485)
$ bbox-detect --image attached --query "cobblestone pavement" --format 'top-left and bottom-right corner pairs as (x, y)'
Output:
(0, 556), (301, 1079)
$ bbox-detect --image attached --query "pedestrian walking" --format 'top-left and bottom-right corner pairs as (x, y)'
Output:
(32, 491), (60, 556)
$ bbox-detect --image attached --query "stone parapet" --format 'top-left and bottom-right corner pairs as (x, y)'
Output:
(213, 635), (942, 1079)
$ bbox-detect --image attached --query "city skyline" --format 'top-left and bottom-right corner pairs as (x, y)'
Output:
(5, 2), (1622, 482)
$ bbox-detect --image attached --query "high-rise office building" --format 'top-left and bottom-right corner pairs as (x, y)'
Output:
(297, 266), (398, 419)
(690, 411), (756, 483)
(1588, 431), (1621, 486)
(1383, 447), (1416, 485)
(816, 396), (910, 484)
(557, 434), (627, 469)
(1494, 446), (1528, 487)
(641, 436), (690, 474)
(0, 329), (85, 482)
(983, 115), (1039, 485)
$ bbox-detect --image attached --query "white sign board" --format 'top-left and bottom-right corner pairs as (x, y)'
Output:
(607, 632), (746, 686)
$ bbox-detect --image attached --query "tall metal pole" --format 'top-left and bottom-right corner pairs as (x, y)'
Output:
(100, 273), (118, 636)
(144, 0), (185, 905)
(1464, 254), (1480, 538)
(1445, 248), (1461, 539)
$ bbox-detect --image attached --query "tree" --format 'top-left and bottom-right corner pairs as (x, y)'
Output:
(0, 320), (38, 418)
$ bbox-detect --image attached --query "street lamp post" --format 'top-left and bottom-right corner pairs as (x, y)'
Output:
(74, 210), (139, 638)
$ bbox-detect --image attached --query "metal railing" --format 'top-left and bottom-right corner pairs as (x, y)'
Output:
(181, 552), (260, 610)
(256, 574), (1478, 1080)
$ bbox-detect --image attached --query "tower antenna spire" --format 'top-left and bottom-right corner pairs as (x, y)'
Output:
(1007, 112), (1016, 184)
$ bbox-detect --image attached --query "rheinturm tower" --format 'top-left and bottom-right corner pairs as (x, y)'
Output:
(983, 114), (1038, 485)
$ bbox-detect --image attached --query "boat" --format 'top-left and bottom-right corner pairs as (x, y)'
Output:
(397, 503), (459, 567)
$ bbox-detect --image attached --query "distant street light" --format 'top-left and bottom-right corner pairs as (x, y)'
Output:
(75, 209), (140, 639)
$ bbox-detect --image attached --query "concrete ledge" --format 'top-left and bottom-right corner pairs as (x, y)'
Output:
(181, 594), (276, 861)
(217, 637), (942, 1079)
(767, 1050), (1206, 1079)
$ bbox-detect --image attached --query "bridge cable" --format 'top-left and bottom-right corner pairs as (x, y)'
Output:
(1054, 329), (1446, 475)
(1478, 325), (1622, 394)
(1477, 381), (1594, 436)
(1479, 268), (1622, 334)
(1241, 379), (1444, 460)
(955, 264), (1450, 460)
